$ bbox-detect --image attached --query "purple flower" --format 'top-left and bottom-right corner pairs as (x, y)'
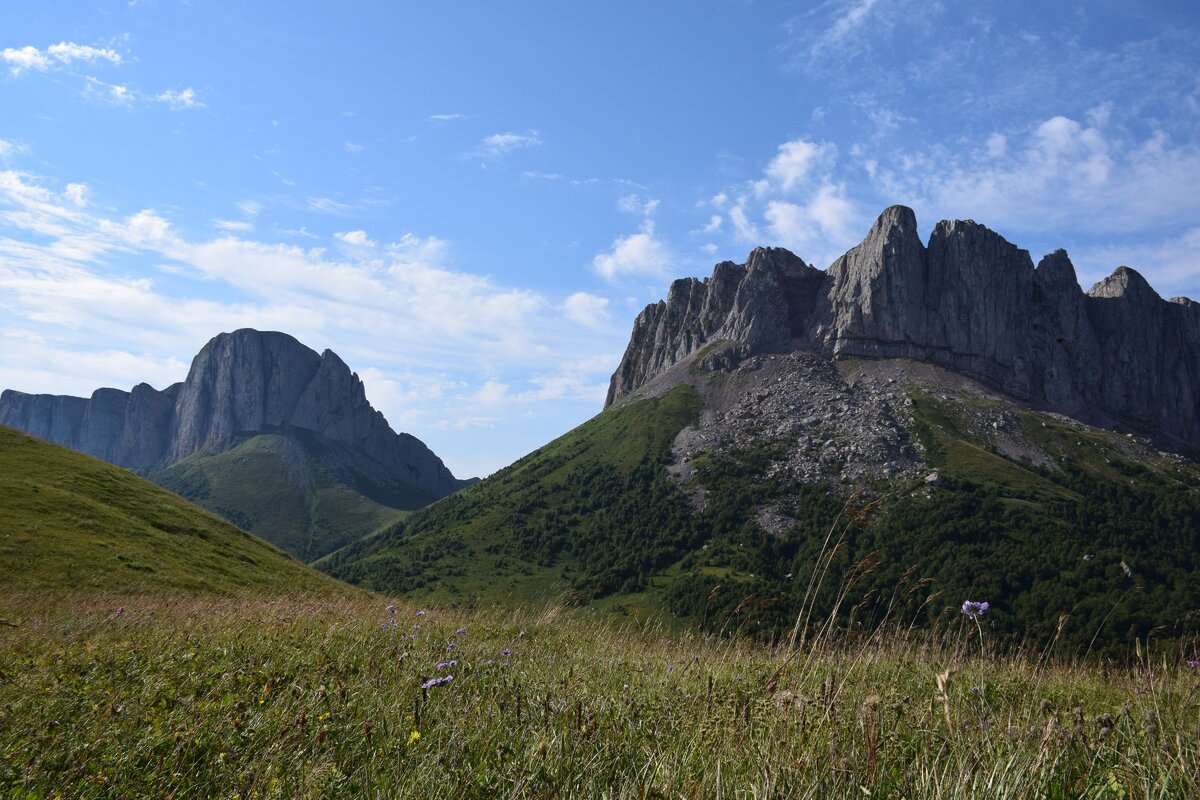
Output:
(416, 609), (427, 616)
(446, 642), (457, 652)
(518, 630), (526, 638)
(386, 604), (397, 615)
(421, 675), (454, 690)
(667, 663), (675, 674)
(116, 607), (125, 617)
(456, 628), (467, 636)
(435, 660), (458, 671)
(500, 647), (512, 658)
(970, 686), (981, 695)
(1186, 659), (1199, 670)
(961, 600), (990, 620)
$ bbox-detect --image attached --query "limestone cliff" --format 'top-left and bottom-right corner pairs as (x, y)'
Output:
(0, 329), (469, 498)
(607, 206), (1200, 445)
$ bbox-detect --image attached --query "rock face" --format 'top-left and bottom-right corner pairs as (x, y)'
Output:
(607, 206), (1200, 446)
(0, 329), (468, 497)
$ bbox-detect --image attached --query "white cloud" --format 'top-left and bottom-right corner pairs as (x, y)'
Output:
(472, 130), (542, 159)
(2, 46), (50, 75)
(985, 132), (1008, 158)
(562, 291), (612, 329)
(617, 194), (660, 216)
(700, 215), (722, 234)
(84, 77), (135, 107)
(154, 88), (203, 110)
(213, 219), (253, 232)
(344, 140), (363, 154)
(880, 114), (1200, 235)
(428, 113), (466, 122)
(3, 42), (121, 75)
(238, 200), (262, 217)
(593, 222), (672, 281)
(763, 139), (834, 194)
(0, 139), (29, 159)
(47, 42), (122, 66)
(763, 183), (860, 265)
(335, 229), (375, 247)
(64, 184), (88, 207)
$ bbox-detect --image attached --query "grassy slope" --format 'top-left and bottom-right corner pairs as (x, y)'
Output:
(154, 432), (412, 562)
(321, 377), (1200, 654)
(0, 593), (1195, 797)
(0, 425), (346, 595)
(317, 383), (703, 608)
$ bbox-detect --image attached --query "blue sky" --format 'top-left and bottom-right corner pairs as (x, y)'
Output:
(2, 1), (1199, 478)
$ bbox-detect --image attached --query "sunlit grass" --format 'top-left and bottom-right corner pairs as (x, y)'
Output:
(1, 592), (1196, 798)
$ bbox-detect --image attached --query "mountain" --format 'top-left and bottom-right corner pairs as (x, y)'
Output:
(0, 330), (472, 560)
(320, 207), (1200, 654)
(608, 205), (1200, 445)
(0, 424), (348, 594)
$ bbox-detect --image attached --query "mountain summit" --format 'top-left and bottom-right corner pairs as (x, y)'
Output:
(0, 329), (471, 559)
(608, 205), (1200, 446)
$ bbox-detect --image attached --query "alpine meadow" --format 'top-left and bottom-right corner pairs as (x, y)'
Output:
(3, 2), (1200, 798)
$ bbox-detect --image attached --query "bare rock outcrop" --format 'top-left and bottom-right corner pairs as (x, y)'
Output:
(607, 206), (1200, 446)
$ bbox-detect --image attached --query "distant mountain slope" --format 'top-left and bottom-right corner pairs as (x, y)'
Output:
(320, 208), (1200, 654)
(0, 329), (472, 559)
(0, 425), (347, 594)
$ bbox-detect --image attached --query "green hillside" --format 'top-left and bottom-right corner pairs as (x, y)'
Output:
(0, 425), (348, 595)
(319, 381), (1200, 655)
(317, 383), (704, 608)
(155, 430), (420, 562)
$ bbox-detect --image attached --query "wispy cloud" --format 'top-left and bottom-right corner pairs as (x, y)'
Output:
(154, 87), (204, 110)
(471, 130), (542, 159)
(428, 113), (466, 122)
(562, 291), (612, 329)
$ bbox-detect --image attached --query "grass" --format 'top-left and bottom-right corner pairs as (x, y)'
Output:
(0, 425), (346, 595)
(0, 592), (1196, 798)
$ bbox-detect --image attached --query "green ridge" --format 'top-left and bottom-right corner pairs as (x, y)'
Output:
(0, 425), (349, 595)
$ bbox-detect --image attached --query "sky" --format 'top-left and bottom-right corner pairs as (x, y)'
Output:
(2, 1), (1199, 478)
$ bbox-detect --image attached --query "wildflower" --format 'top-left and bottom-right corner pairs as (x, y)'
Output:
(961, 600), (990, 620)
(435, 660), (458, 671)
(421, 675), (454, 690)
(407, 730), (420, 746)
(416, 610), (427, 616)
(456, 628), (467, 636)
(1186, 659), (1199, 670)
(667, 663), (675, 674)
(970, 686), (981, 695)
(446, 642), (457, 651)
(1121, 561), (1133, 578)
(518, 630), (526, 638)
(501, 647), (512, 657)
(386, 604), (397, 615)
(116, 607), (125, 617)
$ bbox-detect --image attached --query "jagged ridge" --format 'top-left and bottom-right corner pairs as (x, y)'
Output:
(608, 206), (1200, 445)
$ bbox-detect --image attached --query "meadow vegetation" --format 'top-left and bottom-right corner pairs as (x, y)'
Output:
(1, 593), (1197, 798)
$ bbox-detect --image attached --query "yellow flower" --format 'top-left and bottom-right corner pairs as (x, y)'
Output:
(407, 730), (421, 746)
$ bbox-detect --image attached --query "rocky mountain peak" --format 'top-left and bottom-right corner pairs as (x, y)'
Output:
(0, 329), (468, 497)
(607, 206), (1200, 446)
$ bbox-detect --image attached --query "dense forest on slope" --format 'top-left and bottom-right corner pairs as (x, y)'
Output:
(319, 385), (1200, 656)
